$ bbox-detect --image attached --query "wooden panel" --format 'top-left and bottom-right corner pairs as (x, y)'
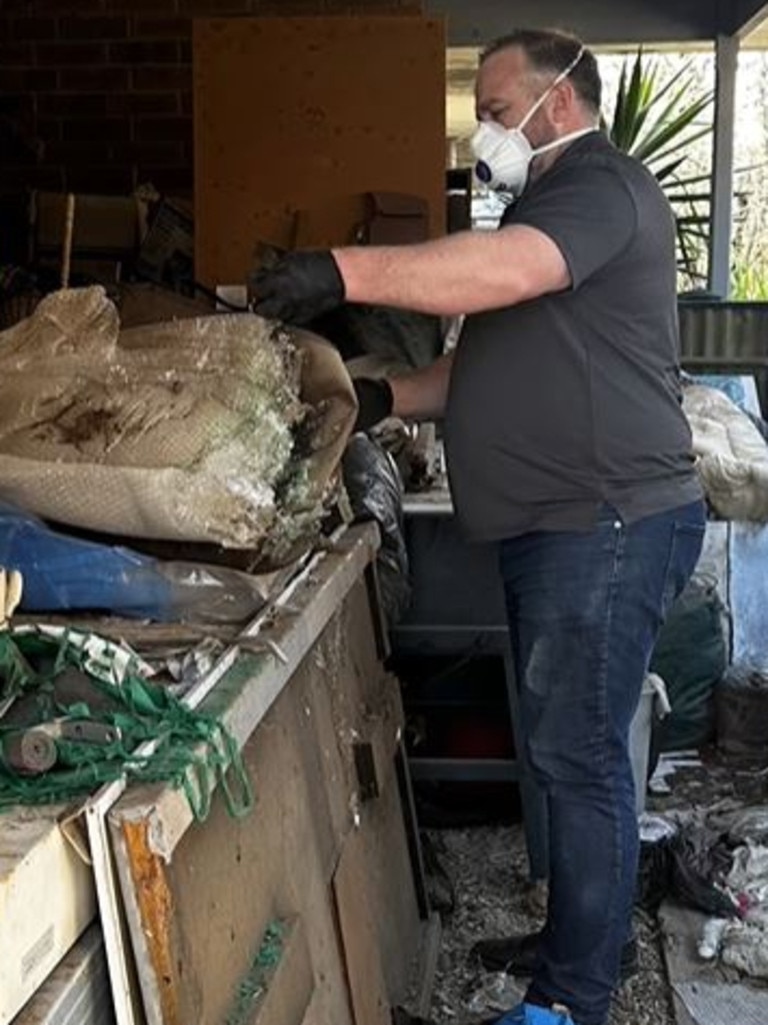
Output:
(193, 16), (446, 286)
(658, 902), (709, 1025)
(333, 826), (391, 1025)
(117, 658), (351, 1025)
(108, 532), (420, 1025)
(110, 562), (420, 1025)
(358, 766), (420, 1004)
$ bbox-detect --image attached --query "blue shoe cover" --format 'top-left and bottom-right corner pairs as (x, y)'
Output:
(496, 1003), (575, 1025)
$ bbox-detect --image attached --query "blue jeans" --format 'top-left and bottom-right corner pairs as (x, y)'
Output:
(498, 500), (706, 1025)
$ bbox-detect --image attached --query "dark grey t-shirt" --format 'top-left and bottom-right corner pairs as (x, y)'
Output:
(444, 131), (702, 541)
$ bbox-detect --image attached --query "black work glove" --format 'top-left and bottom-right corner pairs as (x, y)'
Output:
(353, 377), (393, 432)
(249, 250), (345, 325)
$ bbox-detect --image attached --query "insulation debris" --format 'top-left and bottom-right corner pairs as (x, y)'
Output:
(0, 287), (357, 563)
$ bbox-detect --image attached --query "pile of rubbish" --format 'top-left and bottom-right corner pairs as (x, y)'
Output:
(638, 807), (768, 980)
(0, 287), (357, 621)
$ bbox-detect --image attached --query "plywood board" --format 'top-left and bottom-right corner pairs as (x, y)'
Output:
(333, 826), (391, 1025)
(193, 16), (446, 286)
(659, 902), (721, 1025)
(108, 527), (420, 1025)
(111, 653), (352, 1025)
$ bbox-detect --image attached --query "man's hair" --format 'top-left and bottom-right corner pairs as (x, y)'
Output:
(481, 28), (602, 116)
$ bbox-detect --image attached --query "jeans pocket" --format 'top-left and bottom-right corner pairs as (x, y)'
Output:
(662, 521), (706, 612)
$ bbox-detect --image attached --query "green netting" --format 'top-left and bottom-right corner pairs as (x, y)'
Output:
(225, 921), (285, 1025)
(0, 627), (253, 819)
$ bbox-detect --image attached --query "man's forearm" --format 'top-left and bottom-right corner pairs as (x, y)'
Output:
(388, 352), (454, 422)
(332, 225), (569, 316)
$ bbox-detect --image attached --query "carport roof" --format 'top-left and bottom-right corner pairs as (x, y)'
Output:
(430, 1), (768, 48)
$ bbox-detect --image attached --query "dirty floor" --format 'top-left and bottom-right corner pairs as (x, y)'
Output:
(418, 748), (768, 1025)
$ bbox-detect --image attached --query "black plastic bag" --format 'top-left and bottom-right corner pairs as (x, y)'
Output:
(636, 825), (738, 917)
(342, 434), (410, 625)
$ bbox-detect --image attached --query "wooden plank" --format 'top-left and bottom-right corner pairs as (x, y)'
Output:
(193, 16), (446, 286)
(415, 912), (442, 1019)
(357, 770), (421, 1006)
(659, 902), (716, 1025)
(333, 826), (392, 1025)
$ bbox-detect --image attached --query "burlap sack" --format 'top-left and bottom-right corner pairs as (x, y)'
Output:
(0, 287), (357, 562)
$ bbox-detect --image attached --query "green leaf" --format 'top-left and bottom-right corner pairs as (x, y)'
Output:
(608, 47), (713, 289)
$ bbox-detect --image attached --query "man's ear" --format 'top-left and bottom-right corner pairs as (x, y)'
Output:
(551, 78), (576, 124)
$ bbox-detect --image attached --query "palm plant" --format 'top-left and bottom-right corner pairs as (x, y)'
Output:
(607, 50), (714, 288)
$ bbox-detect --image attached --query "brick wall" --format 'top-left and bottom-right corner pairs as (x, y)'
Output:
(0, 0), (423, 197)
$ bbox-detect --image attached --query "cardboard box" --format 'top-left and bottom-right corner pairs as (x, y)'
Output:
(32, 191), (140, 285)
(0, 806), (96, 1024)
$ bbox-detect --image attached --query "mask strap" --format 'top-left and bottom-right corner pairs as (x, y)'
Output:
(532, 124), (598, 158)
(518, 44), (586, 132)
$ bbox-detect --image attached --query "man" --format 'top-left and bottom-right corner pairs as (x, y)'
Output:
(251, 28), (705, 1025)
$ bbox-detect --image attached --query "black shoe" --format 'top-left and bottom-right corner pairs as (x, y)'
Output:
(470, 932), (639, 983)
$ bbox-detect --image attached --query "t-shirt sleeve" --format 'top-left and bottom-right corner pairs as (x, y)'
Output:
(508, 163), (638, 289)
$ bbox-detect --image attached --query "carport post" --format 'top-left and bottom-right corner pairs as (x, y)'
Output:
(708, 33), (739, 298)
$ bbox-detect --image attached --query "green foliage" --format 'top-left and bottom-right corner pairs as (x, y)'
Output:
(608, 50), (713, 288)
(731, 253), (768, 300)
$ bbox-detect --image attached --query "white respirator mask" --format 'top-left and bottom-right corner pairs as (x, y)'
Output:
(471, 45), (596, 198)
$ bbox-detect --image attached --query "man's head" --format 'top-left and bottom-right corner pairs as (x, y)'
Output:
(474, 28), (601, 186)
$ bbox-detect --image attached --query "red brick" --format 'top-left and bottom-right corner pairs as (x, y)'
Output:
(137, 166), (193, 193)
(134, 115), (190, 142)
(31, 165), (67, 190)
(249, 0), (326, 10)
(46, 139), (114, 164)
(64, 165), (137, 193)
(0, 1), (32, 15)
(0, 67), (57, 90)
(38, 93), (109, 117)
(178, 0), (248, 11)
(62, 117), (132, 142)
(105, 0), (178, 11)
(0, 42), (34, 65)
(132, 65), (190, 90)
(37, 41), (107, 65)
(109, 39), (178, 62)
(2, 163), (64, 191)
(11, 17), (58, 41)
(33, 0), (106, 12)
(37, 117), (62, 142)
(110, 139), (184, 163)
(107, 91), (178, 114)
(58, 16), (129, 40)
(0, 91), (34, 120)
(59, 66), (130, 90)
(131, 16), (189, 38)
